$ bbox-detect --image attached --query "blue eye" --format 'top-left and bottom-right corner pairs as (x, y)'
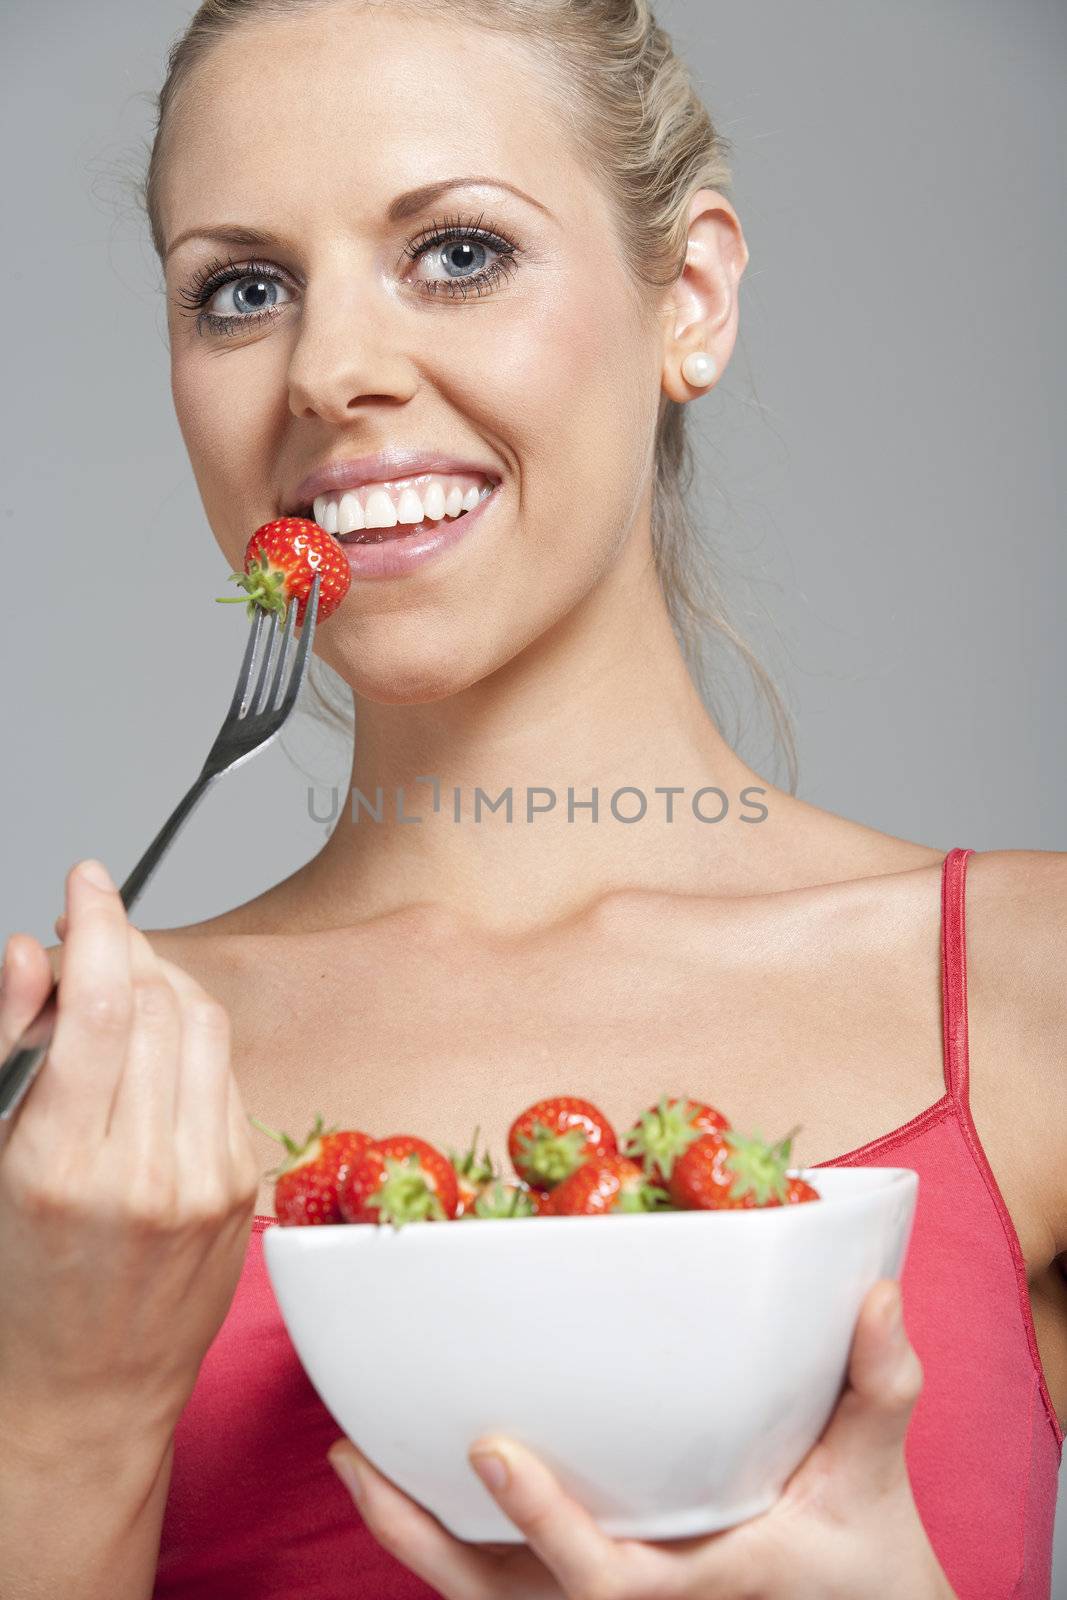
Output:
(175, 257), (294, 336)
(176, 215), (521, 336)
(207, 273), (291, 319)
(407, 225), (519, 298)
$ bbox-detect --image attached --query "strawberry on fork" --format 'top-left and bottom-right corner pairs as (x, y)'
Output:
(217, 517), (350, 625)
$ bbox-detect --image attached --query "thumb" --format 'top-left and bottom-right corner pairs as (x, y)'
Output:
(815, 1280), (923, 1486)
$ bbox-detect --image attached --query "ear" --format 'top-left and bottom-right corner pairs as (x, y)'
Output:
(660, 188), (749, 403)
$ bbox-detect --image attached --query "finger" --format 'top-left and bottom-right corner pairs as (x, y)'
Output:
(33, 861), (132, 1141)
(104, 928), (183, 1155)
(0, 933), (57, 1059)
(54, 912), (67, 941)
(327, 1439), (499, 1600)
(0, 934), (61, 1157)
(122, 942), (255, 1199)
(468, 1435), (627, 1596)
(806, 1280), (923, 1487)
(162, 957), (235, 1197)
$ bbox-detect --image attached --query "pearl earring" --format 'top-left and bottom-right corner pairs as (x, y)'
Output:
(681, 351), (716, 388)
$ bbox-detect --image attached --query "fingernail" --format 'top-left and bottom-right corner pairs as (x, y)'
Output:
(79, 859), (113, 891)
(471, 1449), (509, 1493)
(328, 1446), (365, 1504)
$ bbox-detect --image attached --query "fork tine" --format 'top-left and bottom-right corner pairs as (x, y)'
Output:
(248, 610), (284, 716)
(254, 599), (294, 716)
(276, 573), (321, 717)
(264, 591), (299, 713)
(225, 605), (268, 720)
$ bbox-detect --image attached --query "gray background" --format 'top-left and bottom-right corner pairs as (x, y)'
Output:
(2, 0), (1064, 1586)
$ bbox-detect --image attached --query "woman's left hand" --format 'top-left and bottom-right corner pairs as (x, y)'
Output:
(327, 1278), (957, 1599)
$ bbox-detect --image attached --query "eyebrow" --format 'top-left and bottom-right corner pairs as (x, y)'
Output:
(164, 175), (555, 260)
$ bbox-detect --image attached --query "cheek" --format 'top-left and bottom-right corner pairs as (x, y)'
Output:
(171, 353), (233, 468)
(482, 288), (649, 569)
(170, 347), (280, 548)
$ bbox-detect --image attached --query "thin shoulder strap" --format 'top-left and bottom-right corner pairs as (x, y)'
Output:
(941, 847), (975, 1103)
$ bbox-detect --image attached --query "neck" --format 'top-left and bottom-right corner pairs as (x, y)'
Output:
(290, 565), (800, 939)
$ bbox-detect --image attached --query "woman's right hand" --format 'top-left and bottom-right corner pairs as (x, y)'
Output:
(0, 857), (261, 1463)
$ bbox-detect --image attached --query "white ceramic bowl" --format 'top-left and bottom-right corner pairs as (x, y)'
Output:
(263, 1164), (918, 1543)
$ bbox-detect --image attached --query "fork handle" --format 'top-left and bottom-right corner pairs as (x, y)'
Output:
(116, 769), (216, 911)
(0, 769), (217, 1125)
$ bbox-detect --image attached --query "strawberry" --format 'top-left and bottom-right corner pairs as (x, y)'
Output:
(785, 1175), (821, 1205)
(546, 1154), (672, 1217)
(249, 1113), (374, 1226)
(460, 1179), (542, 1219)
(668, 1124), (802, 1211)
(622, 1093), (731, 1185)
(339, 1135), (459, 1227)
(508, 1097), (618, 1191)
(446, 1127), (498, 1217)
(216, 517), (350, 626)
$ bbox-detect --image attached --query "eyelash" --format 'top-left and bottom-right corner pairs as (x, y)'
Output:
(175, 212), (522, 336)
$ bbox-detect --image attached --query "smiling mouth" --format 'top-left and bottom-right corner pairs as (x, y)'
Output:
(289, 480), (495, 544)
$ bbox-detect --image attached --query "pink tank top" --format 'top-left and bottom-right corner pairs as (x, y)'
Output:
(154, 847), (1063, 1599)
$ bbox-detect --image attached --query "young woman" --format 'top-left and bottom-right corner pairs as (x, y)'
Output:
(1, 2), (1063, 1597)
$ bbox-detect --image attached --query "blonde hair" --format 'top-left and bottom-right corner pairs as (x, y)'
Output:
(141, 0), (799, 791)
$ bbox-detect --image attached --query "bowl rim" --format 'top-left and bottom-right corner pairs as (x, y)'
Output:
(262, 1165), (917, 1247)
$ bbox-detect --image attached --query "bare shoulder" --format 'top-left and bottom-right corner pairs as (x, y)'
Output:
(965, 843), (1067, 901)
(963, 848), (1067, 1010)
(964, 848), (1067, 1256)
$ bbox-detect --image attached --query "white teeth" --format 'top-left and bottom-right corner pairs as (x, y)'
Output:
(308, 474), (496, 535)
(395, 488), (426, 526)
(337, 491), (365, 535)
(422, 480), (447, 521)
(363, 488), (399, 529)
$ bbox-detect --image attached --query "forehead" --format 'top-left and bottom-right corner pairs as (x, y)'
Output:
(159, 2), (594, 246)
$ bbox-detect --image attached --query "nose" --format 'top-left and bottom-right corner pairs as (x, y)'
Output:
(285, 271), (418, 425)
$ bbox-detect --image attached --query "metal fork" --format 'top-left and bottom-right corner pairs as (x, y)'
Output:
(0, 573), (322, 1124)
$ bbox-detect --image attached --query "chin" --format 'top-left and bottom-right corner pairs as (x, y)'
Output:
(320, 640), (499, 706)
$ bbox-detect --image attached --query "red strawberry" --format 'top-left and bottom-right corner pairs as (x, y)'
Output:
(668, 1124), (802, 1212)
(622, 1094), (731, 1185)
(446, 1127), (497, 1217)
(339, 1135), (459, 1227)
(546, 1154), (672, 1217)
(460, 1179), (541, 1219)
(785, 1175), (821, 1205)
(508, 1097), (617, 1191)
(250, 1114), (374, 1226)
(216, 517), (350, 625)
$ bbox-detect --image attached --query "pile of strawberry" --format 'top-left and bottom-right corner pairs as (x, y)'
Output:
(253, 1094), (820, 1229)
